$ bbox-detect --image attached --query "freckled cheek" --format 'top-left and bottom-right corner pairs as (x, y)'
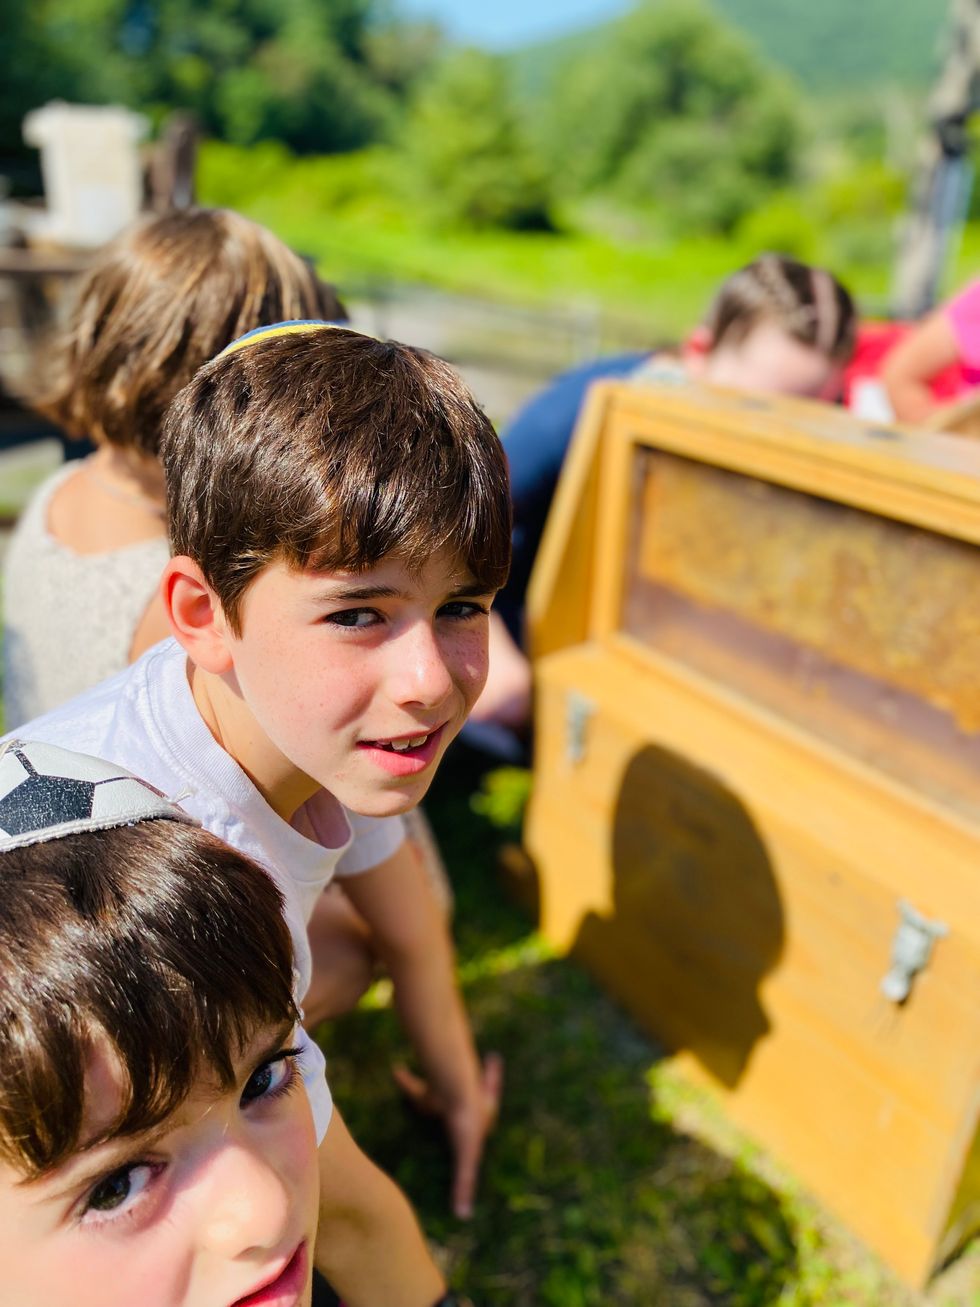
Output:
(270, 1104), (320, 1223)
(322, 656), (382, 726)
(260, 641), (377, 726)
(449, 629), (490, 704)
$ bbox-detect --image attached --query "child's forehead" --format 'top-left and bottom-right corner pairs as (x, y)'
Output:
(11, 1040), (131, 1195)
(22, 1019), (292, 1189)
(283, 548), (481, 590)
(77, 1039), (127, 1143)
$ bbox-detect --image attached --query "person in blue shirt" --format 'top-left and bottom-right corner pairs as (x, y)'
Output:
(472, 255), (856, 731)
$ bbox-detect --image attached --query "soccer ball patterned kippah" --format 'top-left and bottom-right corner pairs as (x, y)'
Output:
(0, 739), (196, 852)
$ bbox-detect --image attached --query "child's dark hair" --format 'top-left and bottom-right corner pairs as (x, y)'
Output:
(31, 208), (346, 458)
(163, 327), (512, 633)
(706, 254), (856, 364)
(0, 820), (298, 1177)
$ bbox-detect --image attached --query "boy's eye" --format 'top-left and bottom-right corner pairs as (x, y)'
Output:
(82, 1163), (156, 1222)
(324, 608), (379, 629)
(241, 1049), (300, 1106)
(438, 600), (488, 621)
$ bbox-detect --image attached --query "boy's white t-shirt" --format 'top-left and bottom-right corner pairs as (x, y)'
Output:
(7, 638), (407, 1142)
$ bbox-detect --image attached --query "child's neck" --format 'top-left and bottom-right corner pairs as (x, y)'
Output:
(188, 663), (329, 824)
(88, 445), (167, 512)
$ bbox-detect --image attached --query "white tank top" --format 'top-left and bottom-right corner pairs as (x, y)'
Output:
(3, 462), (171, 728)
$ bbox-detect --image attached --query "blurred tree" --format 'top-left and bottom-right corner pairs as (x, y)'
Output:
(0, 0), (136, 168)
(545, 0), (802, 234)
(364, 18), (444, 98)
(138, 0), (400, 150)
(1, 0), (433, 156)
(404, 49), (553, 230)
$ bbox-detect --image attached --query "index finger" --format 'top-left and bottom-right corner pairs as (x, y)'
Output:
(450, 1124), (484, 1220)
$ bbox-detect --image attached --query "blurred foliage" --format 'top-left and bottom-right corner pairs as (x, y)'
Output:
(541, 0), (802, 235)
(470, 767), (533, 831)
(735, 195), (821, 263)
(3, 0), (944, 260)
(3, 0), (953, 302)
(402, 50), (553, 231)
(710, 0), (945, 94)
(0, 0), (439, 155)
(508, 0), (943, 106)
(196, 140), (895, 330)
(198, 138), (407, 226)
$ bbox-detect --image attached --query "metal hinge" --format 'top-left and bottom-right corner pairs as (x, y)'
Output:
(880, 900), (948, 1004)
(565, 691), (595, 764)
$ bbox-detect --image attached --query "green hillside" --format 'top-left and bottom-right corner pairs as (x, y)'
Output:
(510, 0), (949, 97)
(714, 0), (947, 91)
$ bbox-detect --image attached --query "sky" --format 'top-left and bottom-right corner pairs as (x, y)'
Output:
(394, 0), (631, 50)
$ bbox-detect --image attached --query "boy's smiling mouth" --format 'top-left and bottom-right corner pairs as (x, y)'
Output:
(357, 725), (447, 774)
(371, 731), (439, 752)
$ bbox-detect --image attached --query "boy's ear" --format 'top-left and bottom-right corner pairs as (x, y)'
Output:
(161, 556), (235, 674)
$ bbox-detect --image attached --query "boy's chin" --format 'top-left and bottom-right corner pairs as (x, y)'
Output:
(337, 780), (432, 819)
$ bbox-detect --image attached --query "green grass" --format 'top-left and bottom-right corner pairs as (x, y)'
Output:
(196, 142), (897, 339)
(316, 747), (978, 1306)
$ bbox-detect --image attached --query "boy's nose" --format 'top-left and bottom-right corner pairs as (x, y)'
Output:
(390, 622), (454, 709)
(197, 1138), (293, 1259)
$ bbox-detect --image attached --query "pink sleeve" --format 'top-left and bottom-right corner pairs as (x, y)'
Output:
(945, 280), (980, 369)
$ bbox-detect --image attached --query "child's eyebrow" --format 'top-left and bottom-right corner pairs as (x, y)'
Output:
(23, 1021), (296, 1205)
(447, 582), (496, 598)
(314, 583), (403, 602)
(21, 1122), (171, 1206)
(313, 581), (493, 602)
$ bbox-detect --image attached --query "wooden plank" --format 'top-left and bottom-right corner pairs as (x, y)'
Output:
(530, 656), (980, 1119)
(527, 788), (976, 1286)
(527, 644), (980, 1285)
(627, 451), (980, 731)
(524, 385), (980, 1286)
(526, 382), (609, 659)
(589, 397), (637, 640)
(602, 384), (980, 545)
(533, 644), (980, 925)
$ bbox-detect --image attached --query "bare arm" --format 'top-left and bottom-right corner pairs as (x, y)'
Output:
(881, 310), (961, 425)
(341, 843), (501, 1218)
(315, 1106), (445, 1306)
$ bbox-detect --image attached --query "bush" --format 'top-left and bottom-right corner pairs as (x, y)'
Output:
(736, 193), (821, 261)
(543, 0), (803, 235)
(404, 50), (553, 231)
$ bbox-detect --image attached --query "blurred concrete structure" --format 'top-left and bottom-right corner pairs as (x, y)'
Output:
(894, 0), (980, 317)
(21, 102), (148, 248)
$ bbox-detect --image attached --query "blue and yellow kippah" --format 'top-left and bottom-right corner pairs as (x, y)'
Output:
(216, 318), (350, 360)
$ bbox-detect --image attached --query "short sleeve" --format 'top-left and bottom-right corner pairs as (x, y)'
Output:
(334, 811), (406, 876)
(945, 280), (980, 370)
(297, 1026), (333, 1143)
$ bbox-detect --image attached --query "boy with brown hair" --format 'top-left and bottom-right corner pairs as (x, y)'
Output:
(13, 321), (511, 1302)
(0, 738), (438, 1307)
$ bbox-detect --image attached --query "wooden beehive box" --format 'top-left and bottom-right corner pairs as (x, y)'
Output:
(523, 381), (980, 1288)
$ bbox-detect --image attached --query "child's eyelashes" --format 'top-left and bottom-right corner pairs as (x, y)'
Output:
(240, 1047), (302, 1106)
(323, 608), (381, 629)
(322, 602), (489, 630)
(438, 600), (489, 621)
(74, 1048), (300, 1232)
(79, 1161), (163, 1229)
